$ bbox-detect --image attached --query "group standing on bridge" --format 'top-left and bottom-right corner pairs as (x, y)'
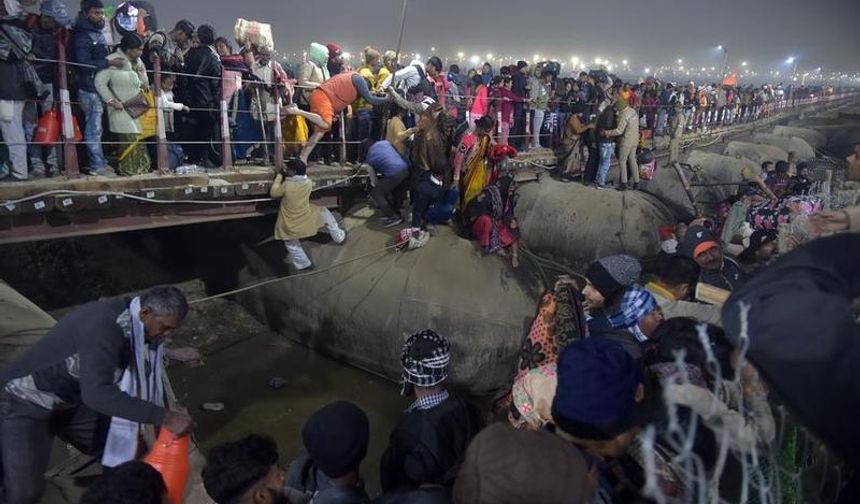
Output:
(0, 0), (843, 184)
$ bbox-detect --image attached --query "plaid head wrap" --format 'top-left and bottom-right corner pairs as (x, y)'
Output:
(608, 286), (658, 342)
(400, 330), (451, 396)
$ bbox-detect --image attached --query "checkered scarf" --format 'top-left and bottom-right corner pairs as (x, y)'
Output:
(608, 285), (658, 342)
(400, 330), (451, 396)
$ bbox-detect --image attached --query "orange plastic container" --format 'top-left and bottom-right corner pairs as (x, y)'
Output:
(144, 430), (190, 504)
(33, 109), (60, 144)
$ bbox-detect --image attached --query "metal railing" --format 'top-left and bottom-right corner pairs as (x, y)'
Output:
(3, 32), (857, 182)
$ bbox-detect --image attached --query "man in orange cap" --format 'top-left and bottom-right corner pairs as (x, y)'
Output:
(679, 224), (746, 291)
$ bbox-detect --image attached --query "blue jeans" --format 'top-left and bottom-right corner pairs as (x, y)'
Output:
(425, 188), (458, 224)
(597, 142), (614, 186)
(78, 90), (107, 169)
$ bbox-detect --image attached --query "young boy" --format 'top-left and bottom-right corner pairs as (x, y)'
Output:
(157, 73), (189, 135)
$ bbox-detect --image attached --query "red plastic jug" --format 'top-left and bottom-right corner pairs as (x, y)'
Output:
(33, 109), (59, 144)
(144, 429), (190, 504)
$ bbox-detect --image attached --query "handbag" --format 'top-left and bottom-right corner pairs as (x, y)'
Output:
(123, 92), (150, 119)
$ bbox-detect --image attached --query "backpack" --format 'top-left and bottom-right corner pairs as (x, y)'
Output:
(408, 64), (437, 101)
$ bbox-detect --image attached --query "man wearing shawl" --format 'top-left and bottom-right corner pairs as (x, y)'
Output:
(0, 286), (194, 504)
(380, 330), (481, 493)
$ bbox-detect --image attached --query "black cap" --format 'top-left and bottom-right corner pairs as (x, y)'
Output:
(301, 401), (369, 478)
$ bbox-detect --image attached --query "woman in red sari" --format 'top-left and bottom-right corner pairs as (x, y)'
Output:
(465, 172), (520, 268)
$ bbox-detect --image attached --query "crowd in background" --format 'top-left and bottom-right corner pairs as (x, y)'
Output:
(0, 0), (838, 183)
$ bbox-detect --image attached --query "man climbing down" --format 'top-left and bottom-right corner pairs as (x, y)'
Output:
(285, 72), (391, 164)
(270, 159), (347, 271)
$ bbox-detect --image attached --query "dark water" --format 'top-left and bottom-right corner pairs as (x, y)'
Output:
(162, 281), (406, 497)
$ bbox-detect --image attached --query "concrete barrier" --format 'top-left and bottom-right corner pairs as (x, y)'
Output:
(724, 141), (789, 165)
(235, 210), (540, 396)
(750, 133), (815, 160)
(516, 177), (674, 265)
(772, 126), (826, 150)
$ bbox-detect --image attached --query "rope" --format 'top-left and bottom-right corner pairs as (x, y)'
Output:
(189, 241), (404, 305)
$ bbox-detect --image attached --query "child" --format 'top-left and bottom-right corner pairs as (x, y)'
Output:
(157, 74), (189, 135)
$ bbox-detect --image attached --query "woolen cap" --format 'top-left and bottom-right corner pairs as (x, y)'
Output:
(586, 254), (642, 298)
(301, 401), (369, 478)
(551, 337), (644, 441)
(453, 423), (596, 504)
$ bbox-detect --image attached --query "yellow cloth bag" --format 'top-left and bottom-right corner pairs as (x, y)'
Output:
(282, 115), (309, 155)
(136, 90), (157, 139)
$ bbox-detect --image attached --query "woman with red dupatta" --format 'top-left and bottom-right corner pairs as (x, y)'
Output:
(454, 116), (497, 212)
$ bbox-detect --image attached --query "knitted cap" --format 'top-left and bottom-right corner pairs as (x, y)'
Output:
(400, 330), (450, 396)
(551, 337), (643, 440)
(301, 401), (369, 478)
(586, 254), (642, 298)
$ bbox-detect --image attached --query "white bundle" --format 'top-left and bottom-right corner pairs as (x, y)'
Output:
(233, 18), (274, 51)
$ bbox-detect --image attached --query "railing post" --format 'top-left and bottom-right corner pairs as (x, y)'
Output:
(339, 111), (347, 165)
(152, 56), (169, 173)
(56, 30), (79, 179)
(221, 67), (233, 170)
(273, 86), (284, 171)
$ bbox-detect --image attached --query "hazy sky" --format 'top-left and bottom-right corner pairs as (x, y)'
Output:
(155, 0), (859, 72)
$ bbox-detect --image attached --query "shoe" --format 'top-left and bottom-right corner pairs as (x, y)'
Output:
(29, 167), (46, 179)
(384, 217), (404, 228)
(426, 224), (438, 237)
(632, 183), (640, 190)
(596, 184), (610, 190)
(334, 229), (347, 244)
(0, 175), (26, 183)
(616, 184), (628, 191)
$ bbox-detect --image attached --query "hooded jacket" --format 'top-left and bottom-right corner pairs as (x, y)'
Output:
(722, 234), (860, 470)
(70, 14), (109, 93)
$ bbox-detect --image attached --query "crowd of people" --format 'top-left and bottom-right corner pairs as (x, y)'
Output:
(3, 198), (859, 504)
(0, 0), (840, 183)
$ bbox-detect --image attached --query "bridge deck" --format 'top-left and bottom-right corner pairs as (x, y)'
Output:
(0, 164), (367, 244)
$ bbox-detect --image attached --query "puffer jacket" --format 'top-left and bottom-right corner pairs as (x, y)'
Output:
(70, 14), (108, 93)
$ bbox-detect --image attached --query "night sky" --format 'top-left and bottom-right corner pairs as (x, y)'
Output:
(154, 0), (859, 72)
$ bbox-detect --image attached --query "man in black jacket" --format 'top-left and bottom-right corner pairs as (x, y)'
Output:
(22, 13), (61, 178)
(180, 24), (221, 167)
(722, 234), (860, 503)
(380, 330), (481, 494)
(0, 6), (35, 181)
(0, 286), (194, 504)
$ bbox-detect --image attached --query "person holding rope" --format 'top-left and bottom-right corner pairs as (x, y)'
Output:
(285, 72), (391, 165)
